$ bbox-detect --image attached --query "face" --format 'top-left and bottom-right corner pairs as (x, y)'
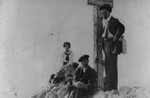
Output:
(64, 44), (70, 51)
(100, 9), (110, 19)
(81, 59), (89, 68)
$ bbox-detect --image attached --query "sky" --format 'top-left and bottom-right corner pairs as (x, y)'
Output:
(0, 0), (150, 98)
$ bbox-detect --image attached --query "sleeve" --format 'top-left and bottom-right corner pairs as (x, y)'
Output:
(114, 19), (125, 40)
(86, 69), (97, 91)
(73, 67), (80, 82)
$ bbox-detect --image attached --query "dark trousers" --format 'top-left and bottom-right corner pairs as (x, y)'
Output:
(105, 53), (118, 90)
(102, 38), (118, 90)
(68, 87), (93, 98)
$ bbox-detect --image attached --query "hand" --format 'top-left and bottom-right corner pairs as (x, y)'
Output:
(113, 37), (117, 42)
(74, 81), (86, 89)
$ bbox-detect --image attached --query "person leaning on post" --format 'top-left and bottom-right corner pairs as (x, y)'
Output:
(99, 4), (125, 91)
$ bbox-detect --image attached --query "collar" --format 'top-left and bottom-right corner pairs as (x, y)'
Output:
(82, 66), (89, 73)
(64, 50), (71, 54)
(102, 15), (112, 28)
(104, 15), (111, 22)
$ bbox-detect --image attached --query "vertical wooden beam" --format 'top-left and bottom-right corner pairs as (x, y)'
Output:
(93, 6), (104, 91)
(88, 0), (113, 91)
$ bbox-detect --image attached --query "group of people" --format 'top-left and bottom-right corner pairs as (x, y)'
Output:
(47, 42), (97, 98)
(31, 4), (125, 98)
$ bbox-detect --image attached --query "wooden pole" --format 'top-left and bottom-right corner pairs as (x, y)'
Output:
(88, 0), (113, 91)
(93, 6), (104, 91)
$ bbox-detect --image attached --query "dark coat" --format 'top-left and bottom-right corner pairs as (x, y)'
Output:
(105, 16), (125, 40)
(101, 16), (125, 90)
(102, 16), (125, 54)
(69, 66), (97, 98)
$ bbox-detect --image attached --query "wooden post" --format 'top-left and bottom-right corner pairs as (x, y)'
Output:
(87, 0), (113, 91)
(93, 6), (104, 91)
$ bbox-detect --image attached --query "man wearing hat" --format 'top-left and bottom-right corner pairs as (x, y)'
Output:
(68, 55), (96, 98)
(99, 4), (125, 90)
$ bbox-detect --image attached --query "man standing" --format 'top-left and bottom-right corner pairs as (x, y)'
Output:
(99, 4), (125, 90)
(69, 55), (96, 98)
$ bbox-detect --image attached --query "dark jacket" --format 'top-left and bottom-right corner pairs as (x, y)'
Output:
(70, 66), (96, 98)
(102, 16), (125, 54)
(74, 66), (96, 91)
(104, 16), (125, 40)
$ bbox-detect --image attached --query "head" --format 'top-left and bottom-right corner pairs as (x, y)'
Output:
(78, 55), (89, 68)
(72, 62), (79, 70)
(63, 42), (71, 51)
(99, 4), (112, 19)
(67, 62), (78, 72)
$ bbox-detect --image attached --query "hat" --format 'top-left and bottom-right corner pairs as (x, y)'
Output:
(78, 55), (89, 62)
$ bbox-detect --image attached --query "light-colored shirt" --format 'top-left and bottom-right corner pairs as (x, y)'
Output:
(61, 50), (74, 65)
(102, 15), (114, 38)
(82, 66), (88, 73)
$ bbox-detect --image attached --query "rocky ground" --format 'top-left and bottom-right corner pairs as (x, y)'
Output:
(31, 86), (150, 98)
(93, 86), (150, 98)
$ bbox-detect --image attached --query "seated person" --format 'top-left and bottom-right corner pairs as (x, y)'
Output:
(46, 62), (79, 98)
(52, 61), (78, 84)
(68, 55), (97, 98)
(49, 41), (74, 84)
(61, 42), (74, 66)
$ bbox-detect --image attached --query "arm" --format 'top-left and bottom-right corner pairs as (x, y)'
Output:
(114, 20), (125, 41)
(72, 68), (87, 89)
(73, 67), (80, 82)
(86, 69), (97, 91)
